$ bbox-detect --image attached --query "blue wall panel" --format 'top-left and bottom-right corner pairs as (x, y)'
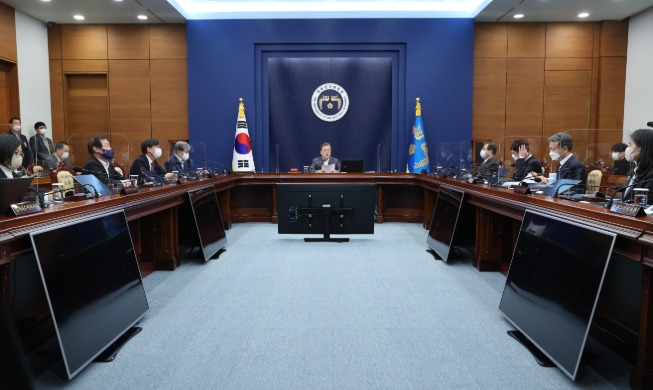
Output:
(187, 18), (474, 172)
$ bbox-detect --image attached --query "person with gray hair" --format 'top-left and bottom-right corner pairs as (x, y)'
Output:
(535, 132), (587, 186)
(165, 140), (192, 172)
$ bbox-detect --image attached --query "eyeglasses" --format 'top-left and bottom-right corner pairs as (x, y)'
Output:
(14, 151), (23, 157)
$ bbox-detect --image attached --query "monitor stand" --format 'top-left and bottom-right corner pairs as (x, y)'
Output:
(507, 330), (555, 367)
(210, 248), (226, 260)
(426, 249), (444, 261)
(94, 326), (142, 363)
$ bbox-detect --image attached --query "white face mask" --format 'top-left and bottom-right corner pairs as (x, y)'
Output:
(153, 147), (162, 159)
(11, 125), (20, 132)
(61, 151), (69, 160)
(625, 146), (637, 162)
(549, 150), (561, 161)
(182, 152), (190, 161)
(511, 153), (518, 161)
(38, 128), (47, 135)
(11, 154), (23, 169)
(611, 152), (619, 160)
(480, 149), (488, 159)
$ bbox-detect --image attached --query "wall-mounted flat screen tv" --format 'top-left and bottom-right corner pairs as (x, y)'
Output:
(187, 186), (227, 261)
(30, 210), (148, 379)
(426, 186), (465, 261)
(499, 209), (616, 380)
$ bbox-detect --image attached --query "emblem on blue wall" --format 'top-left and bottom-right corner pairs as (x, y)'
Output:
(311, 83), (349, 122)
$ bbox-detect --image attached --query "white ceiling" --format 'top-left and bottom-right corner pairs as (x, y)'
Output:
(1, 0), (652, 24)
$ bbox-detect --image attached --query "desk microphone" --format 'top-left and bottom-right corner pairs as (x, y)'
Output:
(27, 187), (47, 209)
(494, 167), (514, 186)
(647, 121), (653, 128)
(202, 158), (231, 174)
(605, 176), (653, 209)
(72, 166), (124, 180)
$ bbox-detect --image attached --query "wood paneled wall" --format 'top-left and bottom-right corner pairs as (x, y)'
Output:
(473, 21), (628, 165)
(0, 2), (19, 123)
(48, 24), (188, 168)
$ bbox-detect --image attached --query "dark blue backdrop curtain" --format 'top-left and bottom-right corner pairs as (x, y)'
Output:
(269, 57), (392, 172)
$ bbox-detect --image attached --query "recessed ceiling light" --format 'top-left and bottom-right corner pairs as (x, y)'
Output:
(513, 14), (524, 19)
(137, 15), (148, 20)
(578, 12), (590, 18)
(41, 0), (51, 2)
(73, 15), (85, 21)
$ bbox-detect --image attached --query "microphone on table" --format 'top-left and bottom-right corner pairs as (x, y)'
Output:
(647, 121), (653, 128)
(72, 166), (124, 180)
(605, 177), (653, 209)
(202, 158), (231, 174)
(493, 166), (514, 187)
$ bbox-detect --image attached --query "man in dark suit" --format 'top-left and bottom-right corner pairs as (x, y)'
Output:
(6, 117), (31, 169)
(510, 138), (542, 181)
(309, 142), (341, 173)
(82, 135), (126, 185)
(28, 122), (54, 165)
(477, 142), (499, 181)
(539, 132), (587, 187)
(129, 138), (173, 182)
(165, 141), (192, 172)
(43, 141), (70, 169)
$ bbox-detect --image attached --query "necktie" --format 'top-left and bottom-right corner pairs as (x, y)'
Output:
(150, 162), (155, 171)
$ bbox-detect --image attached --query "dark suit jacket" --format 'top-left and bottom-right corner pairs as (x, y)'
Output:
(477, 156), (499, 180)
(164, 155), (188, 172)
(623, 167), (653, 202)
(558, 155), (587, 185)
(6, 131), (31, 168)
(28, 135), (53, 164)
(43, 154), (69, 170)
(512, 155), (542, 181)
(82, 156), (125, 185)
(613, 159), (631, 176)
(130, 154), (165, 179)
(309, 156), (341, 173)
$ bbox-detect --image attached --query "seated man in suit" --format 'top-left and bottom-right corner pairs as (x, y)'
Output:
(82, 135), (127, 185)
(43, 141), (70, 169)
(129, 138), (174, 182)
(510, 139), (542, 181)
(28, 122), (54, 165)
(165, 141), (192, 172)
(477, 142), (499, 181)
(309, 142), (341, 173)
(538, 132), (587, 187)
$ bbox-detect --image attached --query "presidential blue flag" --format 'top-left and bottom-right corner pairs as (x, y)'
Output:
(407, 98), (430, 173)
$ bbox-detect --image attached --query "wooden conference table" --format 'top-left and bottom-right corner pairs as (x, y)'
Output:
(1, 172), (652, 388)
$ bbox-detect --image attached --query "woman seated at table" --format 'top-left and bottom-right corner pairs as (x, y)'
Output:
(622, 128), (653, 202)
(0, 133), (29, 178)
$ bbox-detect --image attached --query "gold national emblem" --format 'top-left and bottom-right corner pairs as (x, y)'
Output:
(312, 83), (349, 122)
(409, 144), (416, 155)
(413, 124), (424, 140)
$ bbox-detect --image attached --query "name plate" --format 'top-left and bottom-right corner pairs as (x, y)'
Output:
(10, 201), (42, 216)
(609, 201), (646, 217)
(513, 185), (531, 195)
(120, 186), (139, 195)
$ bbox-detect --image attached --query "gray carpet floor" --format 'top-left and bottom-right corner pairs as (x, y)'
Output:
(37, 223), (630, 389)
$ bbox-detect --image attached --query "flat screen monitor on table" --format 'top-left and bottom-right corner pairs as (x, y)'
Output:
(30, 210), (149, 380)
(187, 186), (227, 261)
(426, 186), (465, 261)
(0, 177), (33, 214)
(73, 174), (114, 198)
(499, 209), (615, 380)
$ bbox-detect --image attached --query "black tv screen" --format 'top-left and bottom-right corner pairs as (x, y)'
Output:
(187, 186), (227, 261)
(499, 210), (616, 380)
(30, 211), (148, 379)
(277, 183), (375, 235)
(427, 186), (464, 261)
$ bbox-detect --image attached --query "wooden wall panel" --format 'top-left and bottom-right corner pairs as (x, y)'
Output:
(109, 60), (152, 163)
(600, 21), (628, 57)
(507, 23), (545, 58)
(543, 94), (591, 133)
(0, 2), (17, 62)
(47, 25), (62, 60)
(150, 25), (187, 59)
(545, 58), (593, 71)
(61, 25), (108, 60)
(545, 23), (594, 58)
(474, 23), (506, 58)
(506, 58), (544, 137)
(49, 60), (65, 142)
(62, 60), (108, 73)
(545, 71), (592, 95)
(0, 86), (9, 125)
(108, 25), (149, 60)
(473, 57), (506, 140)
(150, 59), (188, 146)
(597, 57), (627, 130)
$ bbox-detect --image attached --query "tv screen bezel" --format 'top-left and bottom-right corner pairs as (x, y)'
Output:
(29, 210), (148, 379)
(187, 186), (227, 261)
(426, 186), (465, 261)
(499, 209), (616, 380)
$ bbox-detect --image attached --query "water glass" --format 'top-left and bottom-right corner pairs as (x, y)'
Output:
(52, 183), (64, 203)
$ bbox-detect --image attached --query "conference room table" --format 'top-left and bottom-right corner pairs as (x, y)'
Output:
(1, 172), (652, 389)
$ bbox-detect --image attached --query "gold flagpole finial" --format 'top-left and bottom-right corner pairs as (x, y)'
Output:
(415, 97), (421, 117)
(238, 98), (245, 118)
